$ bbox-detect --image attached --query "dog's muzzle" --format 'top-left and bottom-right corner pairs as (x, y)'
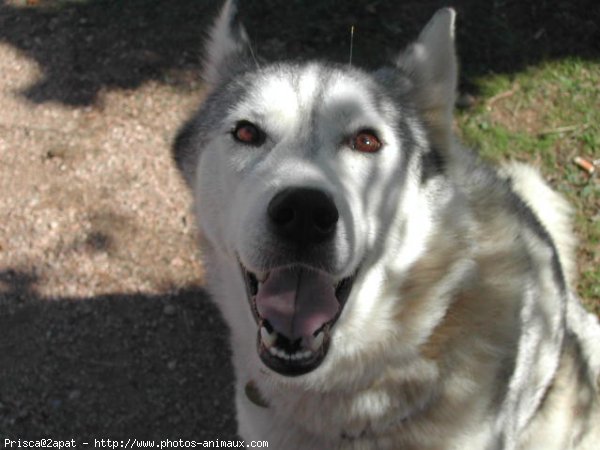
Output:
(240, 187), (356, 376)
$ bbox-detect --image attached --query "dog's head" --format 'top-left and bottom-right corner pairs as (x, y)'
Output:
(174, 0), (458, 378)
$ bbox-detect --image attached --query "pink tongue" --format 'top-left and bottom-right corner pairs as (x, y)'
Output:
(255, 268), (339, 340)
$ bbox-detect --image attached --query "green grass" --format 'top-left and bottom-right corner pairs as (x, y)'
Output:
(456, 58), (600, 314)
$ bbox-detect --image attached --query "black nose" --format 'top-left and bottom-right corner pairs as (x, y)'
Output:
(267, 188), (339, 245)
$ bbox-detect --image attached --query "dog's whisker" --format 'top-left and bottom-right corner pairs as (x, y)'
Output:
(247, 36), (260, 71)
(349, 25), (355, 67)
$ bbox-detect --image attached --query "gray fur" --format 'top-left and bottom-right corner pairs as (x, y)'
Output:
(172, 2), (600, 448)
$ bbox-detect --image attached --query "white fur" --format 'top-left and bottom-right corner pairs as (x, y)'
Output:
(174, 4), (600, 449)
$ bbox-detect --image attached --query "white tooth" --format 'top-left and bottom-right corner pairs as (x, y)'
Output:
(310, 332), (324, 351)
(260, 327), (276, 348)
(269, 346), (279, 356)
(302, 351), (313, 359)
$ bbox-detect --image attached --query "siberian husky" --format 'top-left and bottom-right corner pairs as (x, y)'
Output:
(172, 1), (600, 448)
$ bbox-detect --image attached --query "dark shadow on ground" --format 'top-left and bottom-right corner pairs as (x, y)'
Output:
(0, 269), (236, 440)
(0, 0), (598, 105)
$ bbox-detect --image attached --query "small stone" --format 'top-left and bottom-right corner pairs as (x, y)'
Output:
(167, 360), (177, 370)
(163, 304), (176, 316)
(170, 256), (184, 268)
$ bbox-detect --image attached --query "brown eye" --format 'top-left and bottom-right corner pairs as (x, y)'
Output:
(233, 121), (266, 146)
(351, 130), (382, 153)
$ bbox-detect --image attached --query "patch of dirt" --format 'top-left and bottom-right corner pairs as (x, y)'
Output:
(486, 88), (545, 136)
(0, 3), (237, 439)
(0, 285), (235, 439)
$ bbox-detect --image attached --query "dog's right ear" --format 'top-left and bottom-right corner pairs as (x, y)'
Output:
(172, 1), (250, 189)
(203, 0), (252, 87)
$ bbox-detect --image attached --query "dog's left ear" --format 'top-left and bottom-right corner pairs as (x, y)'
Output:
(396, 8), (457, 150)
(202, 0), (252, 87)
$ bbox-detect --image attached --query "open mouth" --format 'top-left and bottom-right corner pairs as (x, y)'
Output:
(240, 263), (355, 376)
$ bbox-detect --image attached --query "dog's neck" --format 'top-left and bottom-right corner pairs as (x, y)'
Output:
(247, 354), (442, 440)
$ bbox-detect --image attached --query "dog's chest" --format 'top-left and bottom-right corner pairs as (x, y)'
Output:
(247, 368), (440, 444)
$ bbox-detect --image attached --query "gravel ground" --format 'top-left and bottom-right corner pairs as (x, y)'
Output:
(0, 0), (597, 442)
(0, 1), (236, 440)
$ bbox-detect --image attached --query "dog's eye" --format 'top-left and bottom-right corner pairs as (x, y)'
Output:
(350, 130), (382, 153)
(232, 121), (266, 146)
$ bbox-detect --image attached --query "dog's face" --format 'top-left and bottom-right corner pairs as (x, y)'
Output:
(174, 0), (457, 378)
